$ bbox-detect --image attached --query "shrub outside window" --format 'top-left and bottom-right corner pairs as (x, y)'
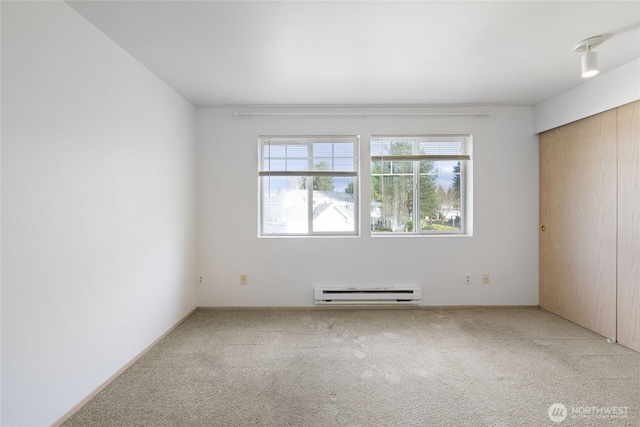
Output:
(370, 135), (471, 235)
(259, 136), (359, 236)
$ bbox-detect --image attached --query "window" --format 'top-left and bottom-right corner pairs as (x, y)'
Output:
(370, 135), (471, 235)
(259, 136), (359, 236)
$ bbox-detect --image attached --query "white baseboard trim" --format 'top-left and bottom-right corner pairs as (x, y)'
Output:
(51, 307), (198, 427)
(196, 305), (540, 310)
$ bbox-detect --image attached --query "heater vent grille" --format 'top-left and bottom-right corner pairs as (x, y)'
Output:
(314, 287), (422, 305)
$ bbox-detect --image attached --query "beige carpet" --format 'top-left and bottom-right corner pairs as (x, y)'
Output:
(64, 307), (640, 426)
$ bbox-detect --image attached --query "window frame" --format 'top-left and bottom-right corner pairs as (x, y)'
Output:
(259, 135), (359, 237)
(370, 134), (472, 236)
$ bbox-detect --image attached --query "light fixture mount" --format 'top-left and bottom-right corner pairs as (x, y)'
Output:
(575, 36), (603, 78)
(574, 36), (603, 53)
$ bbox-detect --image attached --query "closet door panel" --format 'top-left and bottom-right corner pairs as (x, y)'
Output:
(539, 110), (617, 339)
(617, 100), (640, 352)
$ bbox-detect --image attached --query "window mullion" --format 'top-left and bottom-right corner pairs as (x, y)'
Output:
(412, 142), (418, 234)
(307, 140), (314, 233)
(460, 161), (466, 234)
(414, 160), (419, 233)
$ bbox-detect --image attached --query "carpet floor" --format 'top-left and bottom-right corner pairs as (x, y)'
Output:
(64, 307), (640, 426)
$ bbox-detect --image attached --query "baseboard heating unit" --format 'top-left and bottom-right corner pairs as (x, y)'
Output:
(314, 287), (422, 305)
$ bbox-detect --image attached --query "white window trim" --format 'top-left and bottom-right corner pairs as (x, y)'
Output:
(370, 134), (472, 236)
(259, 135), (359, 237)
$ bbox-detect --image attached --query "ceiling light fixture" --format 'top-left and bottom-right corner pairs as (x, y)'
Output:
(574, 36), (603, 78)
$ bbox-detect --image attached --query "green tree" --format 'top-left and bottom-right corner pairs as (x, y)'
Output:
(449, 162), (461, 209)
(371, 162), (382, 202)
(313, 161), (334, 191)
(299, 161), (335, 191)
(345, 181), (354, 194)
(419, 161), (438, 221)
(372, 141), (439, 230)
(381, 142), (414, 229)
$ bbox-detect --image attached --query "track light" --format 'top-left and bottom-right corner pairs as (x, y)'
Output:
(574, 36), (603, 78)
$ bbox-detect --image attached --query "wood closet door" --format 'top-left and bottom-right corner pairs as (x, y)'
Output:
(539, 110), (617, 340)
(617, 100), (640, 352)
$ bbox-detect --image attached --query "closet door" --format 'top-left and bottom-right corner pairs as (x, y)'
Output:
(617, 100), (640, 352)
(539, 110), (617, 339)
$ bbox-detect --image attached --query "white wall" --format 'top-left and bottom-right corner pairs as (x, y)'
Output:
(197, 106), (539, 307)
(534, 58), (640, 133)
(1, 2), (197, 425)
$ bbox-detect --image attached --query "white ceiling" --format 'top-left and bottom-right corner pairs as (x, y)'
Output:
(66, 1), (640, 107)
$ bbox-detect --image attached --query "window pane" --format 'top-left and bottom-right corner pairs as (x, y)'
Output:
(333, 143), (354, 157)
(312, 142), (333, 157)
(312, 141), (356, 172)
(264, 144), (284, 158)
(287, 158), (308, 171)
(391, 160), (413, 175)
(287, 144), (308, 158)
(419, 140), (464, 156)
(371, 139), (416, 156)
(312, 178), (356, 232)
(390, 140), (415, 155)
(313, 158), (333, 173)
(333, 157), (355, 171)
(371, 174), (414, 232)
(262, 144), (309, 172)
(370, 141), (386, 156)
(262, 176), (308, 234)
(419, 160), (462, 232)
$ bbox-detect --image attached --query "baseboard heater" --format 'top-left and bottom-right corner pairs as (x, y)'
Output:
(314, 287), (422, 305)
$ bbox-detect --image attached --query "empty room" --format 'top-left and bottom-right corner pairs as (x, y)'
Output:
(2, 1), (639, 426)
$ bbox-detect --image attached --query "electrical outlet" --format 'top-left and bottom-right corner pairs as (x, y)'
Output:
(465, 273), (471, 285)
(240, 274), (248, 285)
(198, 275), (204, 285)
(482, 273), (490, 284)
